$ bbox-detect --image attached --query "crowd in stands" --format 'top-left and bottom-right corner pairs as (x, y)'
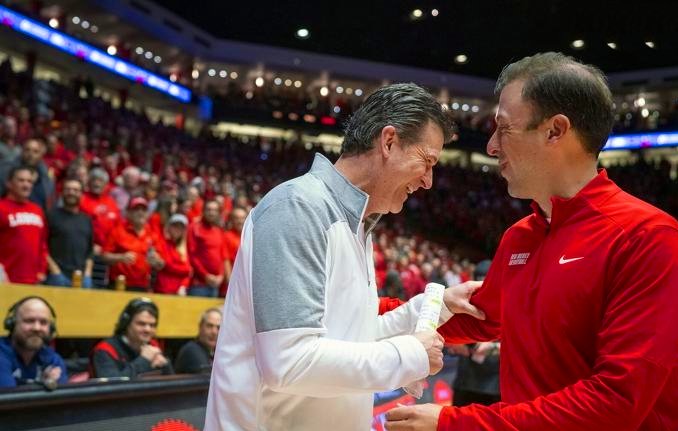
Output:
(0, 54), (677, 388)
(2, 56), (678, 300)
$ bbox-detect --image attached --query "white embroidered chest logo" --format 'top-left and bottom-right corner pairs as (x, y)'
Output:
(509, 253), (530, 266)
(559, 255), (584, 264)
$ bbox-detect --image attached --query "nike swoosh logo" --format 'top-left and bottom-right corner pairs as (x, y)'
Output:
(559, 256), (584, 264)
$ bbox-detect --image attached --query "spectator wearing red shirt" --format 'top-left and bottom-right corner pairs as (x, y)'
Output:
(187, 199), (229, 297)
(154, 214), (192, 295)
(220, 206), (247, 296)
(80, 168), (120, 253)
(0, 166), (47, 283)
(42, 133), (74, 180)
(185, 185), (204, 223)
(102, 197), (161, 291)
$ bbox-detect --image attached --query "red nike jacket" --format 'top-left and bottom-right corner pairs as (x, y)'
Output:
(437, 170), (678, 431)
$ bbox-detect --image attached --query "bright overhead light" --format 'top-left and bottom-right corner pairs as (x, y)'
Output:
(336, 86), (344, 94)
(571, 39), (585, 49)
(90, 25), (98, 33)
(431, 9), (439, 17)
(230, 71), (238, 79)
(135, 46), (144, 55)
(641, 108), (649, 118)
(169, 73), (177, 82)
(219, 70), (227, 78)
(345, 87), (353, 95)
(154, 56), (162, 63)
(81, 20), (90, 29)
(635, 97), (646, 107)
(144, 51), (153, 59)
(354, 88), (363, 96)
(461, 104), (470, 112)
(320, 86), (329, 96)
(607, 42), (617, 50)
(208, 68), (216, 76)
(412, 9), (423, 19)
(48, 18), (58, 28)
(284, 79), (292, 87)
(106, 45), (117, 56)
(645, 41), (655, 48)
(471, 105), (480, 113)
(274, 77), (282, 85)
(454, 54), (468, 64)
(72, 16), (80, 25)
(296, 28), (310, 39)
(294, 80), (302, 88)
(452, 102), (460, 110)
(191, 69), (199, 79)
(255, 77), (265, 87)
(333, 106), (341, 113)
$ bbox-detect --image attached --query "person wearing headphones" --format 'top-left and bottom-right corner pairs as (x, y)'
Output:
(90, 297), (173, 378)
(0, 296), (67, 387)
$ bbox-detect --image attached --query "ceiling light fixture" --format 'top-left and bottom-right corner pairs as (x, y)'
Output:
(296, 28), (310, 39)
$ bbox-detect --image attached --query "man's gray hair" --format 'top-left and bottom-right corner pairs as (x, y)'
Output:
(341, 83), (453, 156)
(89, 167), (109, 183)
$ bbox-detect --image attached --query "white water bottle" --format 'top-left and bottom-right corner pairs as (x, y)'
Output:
(403, 282), (446, 399)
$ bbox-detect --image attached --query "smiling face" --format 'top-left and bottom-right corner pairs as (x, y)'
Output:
(487, 80), (549, 199)
(12, 299), (53, 352)
(125, 310), (157, 346)
(370, 121), (444, 215)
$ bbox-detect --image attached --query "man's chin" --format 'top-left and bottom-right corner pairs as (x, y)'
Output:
(21, 336), (45, 350)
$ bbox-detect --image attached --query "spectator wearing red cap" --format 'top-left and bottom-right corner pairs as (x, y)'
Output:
(187, 199), (229, 297)
(154, 214), (192, 295)
(80, 168), (120, 253)
(0, 166), (47, 283)
(102, 197), (162, 291)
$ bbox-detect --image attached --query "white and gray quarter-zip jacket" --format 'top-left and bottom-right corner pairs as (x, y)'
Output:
(205, 153), (451, 431)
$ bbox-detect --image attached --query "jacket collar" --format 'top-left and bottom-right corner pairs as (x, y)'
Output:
(309, 153), (371, 235)
(531, 169), (620, 228)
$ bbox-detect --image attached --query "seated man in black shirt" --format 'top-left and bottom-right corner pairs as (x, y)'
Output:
(174, 307), (221, 374)
(90, 298), (173, 378)
(45, 178), (93, 287)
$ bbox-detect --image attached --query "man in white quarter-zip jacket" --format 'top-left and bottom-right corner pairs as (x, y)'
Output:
(205, 83), (486, 431)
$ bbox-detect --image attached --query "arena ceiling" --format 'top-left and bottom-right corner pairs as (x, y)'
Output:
(153, 0), (678, 79)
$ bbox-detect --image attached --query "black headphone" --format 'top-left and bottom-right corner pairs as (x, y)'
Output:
(4, 296), (57, 340)
(114, 297), (159, 336)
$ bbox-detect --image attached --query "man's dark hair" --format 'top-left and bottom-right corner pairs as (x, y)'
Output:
(7, 165), (36, 181)
(341, 83), (453, 156)
(114, 298), (159, 336)
(62, 177), (84, 190)
(495, 52), (614, 156)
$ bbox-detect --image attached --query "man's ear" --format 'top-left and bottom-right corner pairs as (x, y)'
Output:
(379, 125), (397, 158)
(546, 114), (571, 144)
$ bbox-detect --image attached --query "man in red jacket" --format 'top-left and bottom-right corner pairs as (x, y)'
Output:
(0, 166), (47, 283)
(187, 199), (229, 297)
(385, 52), (678, 430)
(102, 197), (161, 291)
